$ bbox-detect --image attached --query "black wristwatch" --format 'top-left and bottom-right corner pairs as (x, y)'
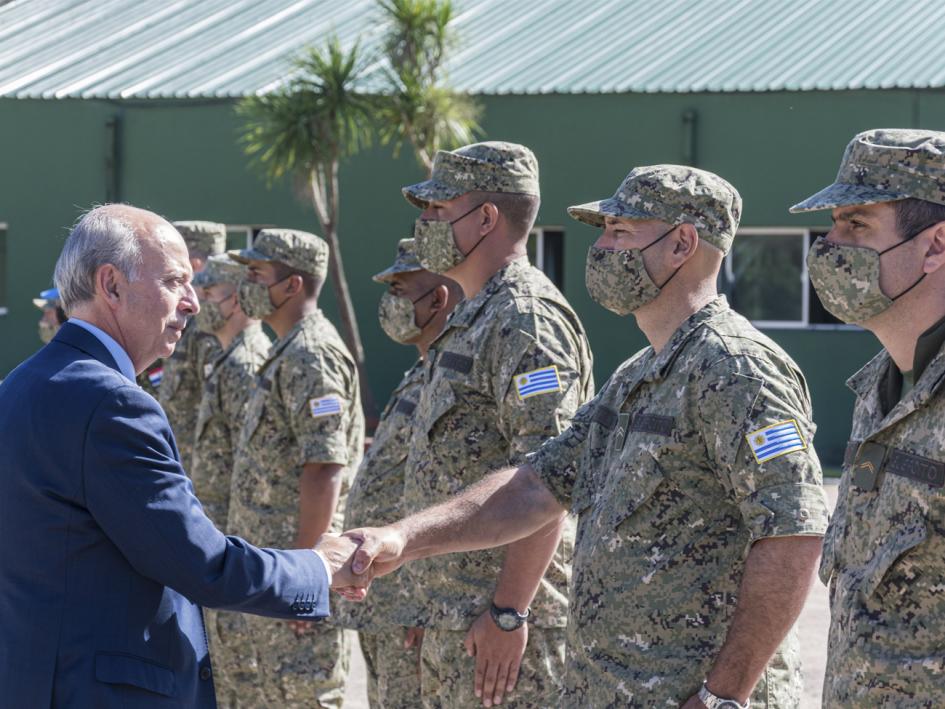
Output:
(489, 603), (530, 631)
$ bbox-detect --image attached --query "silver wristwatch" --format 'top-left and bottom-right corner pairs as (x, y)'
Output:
(489, 603), (530, 631)
(698, 682), (749, 709)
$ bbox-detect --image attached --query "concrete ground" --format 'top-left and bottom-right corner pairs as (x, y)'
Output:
(342, 480), (840, 709)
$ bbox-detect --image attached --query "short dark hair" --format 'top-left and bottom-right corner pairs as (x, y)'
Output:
(471, 191), (541, 237)
(273, 261), (321, 298)
(894, 198), (945, 239)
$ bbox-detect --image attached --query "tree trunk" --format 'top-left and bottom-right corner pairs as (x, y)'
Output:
(312, 164), (379, 427)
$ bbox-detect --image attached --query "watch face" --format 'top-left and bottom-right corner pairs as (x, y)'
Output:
(496, 614), (519, 631)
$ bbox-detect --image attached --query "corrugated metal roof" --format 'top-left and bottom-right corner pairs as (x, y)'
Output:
(1, 0), (944, 99)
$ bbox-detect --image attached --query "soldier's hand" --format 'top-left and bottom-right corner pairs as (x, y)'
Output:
(344, 525), (407, 578)
(463, 611), (527, 707)
(680, 695), (708, 709)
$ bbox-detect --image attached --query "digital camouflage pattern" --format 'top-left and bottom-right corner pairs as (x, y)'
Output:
(377, 292), (423, 344)
(191, 322), (270, 527)
(805, 237), (893, 323)
(335, 361), (425, 632)
(790, 128), (945, 212)
(402, 257), (593, 704)
(359, 629), (421, 709)
(584, 244), (661, 316)
(172, 220), (226, 257)
(402, 141), (540, 209)
(158, 324), (222, 468)
(527, 297), (829, 707)
(229, 228), (329, 279)
(418, 627), (567, 709)
(372, 238), (423, 282)
(568, 164), (742, 254)
(820, 341), (945, 706)
(412, 218), (470, 274)
(215, 309), (363, 708)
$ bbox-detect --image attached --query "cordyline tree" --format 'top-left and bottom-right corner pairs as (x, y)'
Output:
(237, 38), (380, 418)
(236, 0), (479, 420)
(376, 0), (481, 173)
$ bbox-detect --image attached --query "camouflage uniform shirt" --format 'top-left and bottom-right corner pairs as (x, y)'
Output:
(821, 339), (945, 707)
(527, 297), (829, 707)
(403, 257), (594, 630)
(191, 323), (270, 529)
(227, 309), (364, 546)
(159, 324), (222, 468)
(336, 361), (424, 630)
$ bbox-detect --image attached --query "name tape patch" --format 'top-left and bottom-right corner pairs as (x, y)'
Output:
(746, 419), (806, 463)
(515, 366), (562, 400)
(309, 395), (343, 419)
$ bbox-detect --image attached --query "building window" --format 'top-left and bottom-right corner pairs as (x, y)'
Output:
(225, 225), (271, 251)
(528, 227), (565, 289)
(718, 227), (851, 329)
(0, 223), (7, 315)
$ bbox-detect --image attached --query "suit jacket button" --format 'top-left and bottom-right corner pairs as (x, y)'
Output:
(200, 666), (212, 681)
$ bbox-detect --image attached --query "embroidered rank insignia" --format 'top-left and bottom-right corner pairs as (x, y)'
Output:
(746, 419), (806, 463)
(309, 395), (343, 419)
(514, 366), (562, 400)
(148, 366), (163, 388)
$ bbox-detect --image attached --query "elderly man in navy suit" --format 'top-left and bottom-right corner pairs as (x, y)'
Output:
(0, 205), (363, 708)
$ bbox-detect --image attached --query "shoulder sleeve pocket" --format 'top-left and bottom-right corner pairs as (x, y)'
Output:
(95, 652), (177, 697)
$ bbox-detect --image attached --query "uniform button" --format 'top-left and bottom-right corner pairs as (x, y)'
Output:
(200, 666), (212, 681)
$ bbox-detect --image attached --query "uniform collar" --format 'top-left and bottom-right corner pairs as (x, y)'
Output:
(392, 358), (424, 396)
(260, 309), (323, 374)
(644, 296), (730, 382)
(446, 256), (531, 330)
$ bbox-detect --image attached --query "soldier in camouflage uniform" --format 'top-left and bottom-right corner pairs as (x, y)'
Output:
(398, 142), (595, 708)
(219, 228), (363, 708)
(790, 129), (945, 708)
(190, 254), (272, 705)
(334, 239), (463, 708)
(190, 254), (271, 527)
(348, 165), (830, 708)
(158, 221), (226, 465)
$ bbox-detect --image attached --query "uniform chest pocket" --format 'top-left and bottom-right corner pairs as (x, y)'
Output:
(420, 378), (458, 439)
(856, 474), (930, 598)
(599, 449), (666, 529)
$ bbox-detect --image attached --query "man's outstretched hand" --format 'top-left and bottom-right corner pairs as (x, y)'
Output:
(343, 525), (409, 579)
(314, 533), (370, 599)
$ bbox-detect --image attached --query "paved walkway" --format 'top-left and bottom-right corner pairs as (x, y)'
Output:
(342, 480), (841, 708)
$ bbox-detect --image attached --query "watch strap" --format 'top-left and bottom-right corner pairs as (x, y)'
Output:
(698, 682), (749, 709)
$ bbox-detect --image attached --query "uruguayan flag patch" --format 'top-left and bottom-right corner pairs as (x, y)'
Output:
(309, 395), (343, 419)
(746, 419), (806, 463)
(514, 366), (562, 400)
(148, 367), (163, 387)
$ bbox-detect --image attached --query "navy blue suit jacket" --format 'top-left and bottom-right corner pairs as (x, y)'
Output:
(0, 323), (330, 708)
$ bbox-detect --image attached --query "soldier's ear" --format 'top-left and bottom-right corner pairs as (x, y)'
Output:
(673, 224), (700, 261)
(922, 221), (945, 274)
(285, 273), (304, 296)
(480, 202), (500, 235)
(429, 284), (450, 312)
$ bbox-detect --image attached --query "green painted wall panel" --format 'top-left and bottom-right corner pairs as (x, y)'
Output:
(0, 89), (933, 463)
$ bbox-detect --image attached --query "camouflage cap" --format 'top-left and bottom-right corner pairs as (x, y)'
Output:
(402, 141), (540, 208)
(32, 287), (60, 310)
(228, 228), (328, 280)
(193, 254), (246, 288)
(791, 129), (945, 213)
(172, 221), (227, 256)
(372, 238), (423, 283)
(568, 164), (742, 254)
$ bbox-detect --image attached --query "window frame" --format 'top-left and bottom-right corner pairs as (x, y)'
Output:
(725, 226), (857, 331)
(0, 221), (7, 316)
(529, 224), (565, 289)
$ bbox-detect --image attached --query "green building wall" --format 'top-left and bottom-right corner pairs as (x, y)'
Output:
(2, 89), (944, 463)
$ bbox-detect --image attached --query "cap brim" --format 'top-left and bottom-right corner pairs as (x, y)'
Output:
(192, 271), (219, 287)
(227, 247), (273, 264)
(372, 262), (424, 283)
(32, 298), (48, 309)
(789, 182), (908, 213)
(402, 179), (465, 209)
(567, 198), (657, 228)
